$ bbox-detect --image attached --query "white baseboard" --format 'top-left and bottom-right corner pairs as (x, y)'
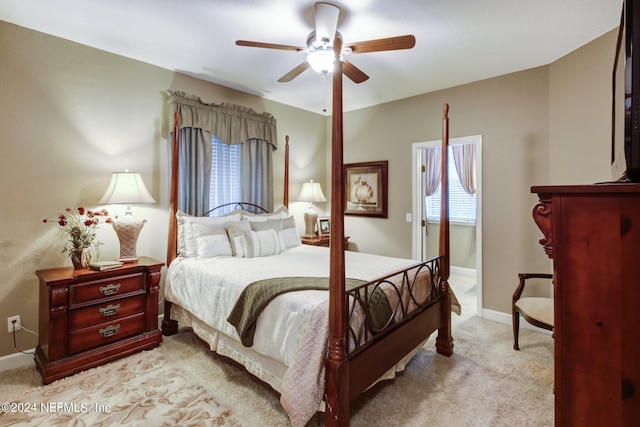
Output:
(482, 308), (553, 335)
(0, 349), (35, 372)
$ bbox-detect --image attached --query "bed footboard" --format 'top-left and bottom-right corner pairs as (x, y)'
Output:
(343, 256), (450, 399)
(346, 256), (442, 355)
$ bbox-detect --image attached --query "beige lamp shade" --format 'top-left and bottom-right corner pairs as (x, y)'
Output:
(99, 171), (156, 262)
(297, 181), (327, 203)
(99, 171), (156, 206)
(297, 180), (326, 238)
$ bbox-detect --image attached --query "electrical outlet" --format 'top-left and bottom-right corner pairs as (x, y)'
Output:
(7, 315), (21, 333)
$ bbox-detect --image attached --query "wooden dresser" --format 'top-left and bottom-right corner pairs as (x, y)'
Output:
(35, 257), (163, 384)
(531, 183), (640, 426)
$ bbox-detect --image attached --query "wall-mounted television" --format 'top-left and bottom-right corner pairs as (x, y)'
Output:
(612, 0), (640, 182)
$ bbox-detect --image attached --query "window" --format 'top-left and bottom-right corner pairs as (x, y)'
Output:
(209, 135), (241, 215)
(425, 145), (476, 223)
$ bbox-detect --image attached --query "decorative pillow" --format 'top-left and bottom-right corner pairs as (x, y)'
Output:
(250, 219), (286, 251)
(242, 205), (289, 222)
(177, 210), (241, 257)
(250, 219), (283, 232)
(192, 222), (232, 258)
(195, 234), (233, 258)
(281, 216), (302, 248)
(226, 220), (251, 257)
(243, 229), (282, 258)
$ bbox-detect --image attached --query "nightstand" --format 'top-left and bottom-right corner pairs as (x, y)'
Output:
(34, 256), (163, 384)
(301, 236), (349, 247)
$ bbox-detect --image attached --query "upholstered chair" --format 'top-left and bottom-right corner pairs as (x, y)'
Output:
(512, 273), (554, 350)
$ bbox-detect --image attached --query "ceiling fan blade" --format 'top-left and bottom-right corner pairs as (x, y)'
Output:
(342, 59), (369, 84)
(278, 61), (310, 82)
(314, 2), (340, 45)
(345, 35), (416, 54)
(236, 40), (305, 52)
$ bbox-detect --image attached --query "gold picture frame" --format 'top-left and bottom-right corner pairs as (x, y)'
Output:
(344, 161), (388, 218)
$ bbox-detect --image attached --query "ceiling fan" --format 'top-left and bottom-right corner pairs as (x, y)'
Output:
(235, 2), (416, 84)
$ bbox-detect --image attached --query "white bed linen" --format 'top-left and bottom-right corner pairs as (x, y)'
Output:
(165, 244), (428, 426)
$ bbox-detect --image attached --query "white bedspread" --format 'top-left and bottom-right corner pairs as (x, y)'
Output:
(165, 245), (430, 426)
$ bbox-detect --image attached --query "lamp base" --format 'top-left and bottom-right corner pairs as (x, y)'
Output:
(112, 216), (147, 262)
(303, 210), (318, 239)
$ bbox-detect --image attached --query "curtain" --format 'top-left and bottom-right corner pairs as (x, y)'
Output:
(167, 91), (278, 215)
(167, 91), (277, 147)
(423, 146), (442, 234)
(452, 143), (476, 195)
(178, 128), (211, 215)
(423, 146), (442, 196)
(242, 138), (274, 212)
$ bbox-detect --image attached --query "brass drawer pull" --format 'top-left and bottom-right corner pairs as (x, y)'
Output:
(99, 283), (121, 296)
(98, 324), (120, 338)
(99, 304), (121, 317)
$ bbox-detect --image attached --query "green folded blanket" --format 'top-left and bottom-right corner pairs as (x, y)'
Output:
(227, 276), (393, 347)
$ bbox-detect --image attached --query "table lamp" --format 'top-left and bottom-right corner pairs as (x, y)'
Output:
(99, 170), (156, 262)
(297, 180), (327, 238)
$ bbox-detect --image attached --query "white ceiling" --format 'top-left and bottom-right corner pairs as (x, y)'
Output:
(0, 0), (623, 115)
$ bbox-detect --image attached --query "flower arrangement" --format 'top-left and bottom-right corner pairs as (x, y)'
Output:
(43, 207), (112, 268)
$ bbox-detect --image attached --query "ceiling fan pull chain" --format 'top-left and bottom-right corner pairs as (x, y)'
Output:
(323, 72), (328, 113)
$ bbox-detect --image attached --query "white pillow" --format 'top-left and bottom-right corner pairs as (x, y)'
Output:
(281, 216), (302, 248)
(226, 220), (251, 257)
(192, 222), (232, 258)
(242, 205), (289, 222)
(177, 210), (242, 257)
(250, 219), (286, 250)
(243, 229), (282, 258)
(195, 234), (233, 258)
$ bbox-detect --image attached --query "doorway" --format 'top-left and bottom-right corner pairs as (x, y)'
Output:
(411, 136), (483, 317)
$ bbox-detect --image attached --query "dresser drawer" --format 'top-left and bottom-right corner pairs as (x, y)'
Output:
(69, 273), (145, 307)
(68, 295), (145, 331)
(68, 313), (145, 355)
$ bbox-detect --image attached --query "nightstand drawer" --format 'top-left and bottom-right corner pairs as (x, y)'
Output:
(69, 273), (145, 307)
(68, 295), (145, 331)
(68, 313), (145, 355)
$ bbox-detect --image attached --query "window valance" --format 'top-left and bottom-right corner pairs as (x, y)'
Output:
(166, 91), (277, 150)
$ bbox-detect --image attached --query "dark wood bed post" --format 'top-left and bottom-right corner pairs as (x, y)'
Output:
(162, 111), (181, 336)
(325, 37), (349, 427)
(435, 103), (454, 356)
(284, 135), (289, 208)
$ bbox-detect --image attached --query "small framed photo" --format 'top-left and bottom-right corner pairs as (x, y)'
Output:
(317, 217), (331, 237)
(344, 161), (388, 218)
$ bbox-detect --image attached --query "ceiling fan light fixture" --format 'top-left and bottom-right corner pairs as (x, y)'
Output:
(307, 47), (336, 74)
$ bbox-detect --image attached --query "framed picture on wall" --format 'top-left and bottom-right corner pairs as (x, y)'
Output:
(317, 217), (331, 237)
(344, 161), (388, 218)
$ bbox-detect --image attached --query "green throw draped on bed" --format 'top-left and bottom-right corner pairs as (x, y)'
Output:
(227, 277), (393, 347)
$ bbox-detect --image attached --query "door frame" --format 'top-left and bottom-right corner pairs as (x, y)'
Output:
(411, 135), (483, 317)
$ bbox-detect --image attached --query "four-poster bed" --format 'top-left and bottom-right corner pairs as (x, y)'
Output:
(162, 40), (453, 427)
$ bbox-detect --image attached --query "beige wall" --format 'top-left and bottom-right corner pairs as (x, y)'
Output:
(0, 21), (325, 357)
(341, 67), (552, 313)
(425, 224), (476, 270)
(0, 19), (619, 358)
(338, 29), (619, 316)
(549, 29), (618, 184)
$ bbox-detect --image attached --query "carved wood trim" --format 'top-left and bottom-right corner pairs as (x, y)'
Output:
(532, 194), (553, 258)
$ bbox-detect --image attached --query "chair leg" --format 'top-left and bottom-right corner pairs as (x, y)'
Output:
(513, 309), (520, 350)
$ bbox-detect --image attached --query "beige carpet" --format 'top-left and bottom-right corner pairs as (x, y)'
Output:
(0, 275), (554, 426)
